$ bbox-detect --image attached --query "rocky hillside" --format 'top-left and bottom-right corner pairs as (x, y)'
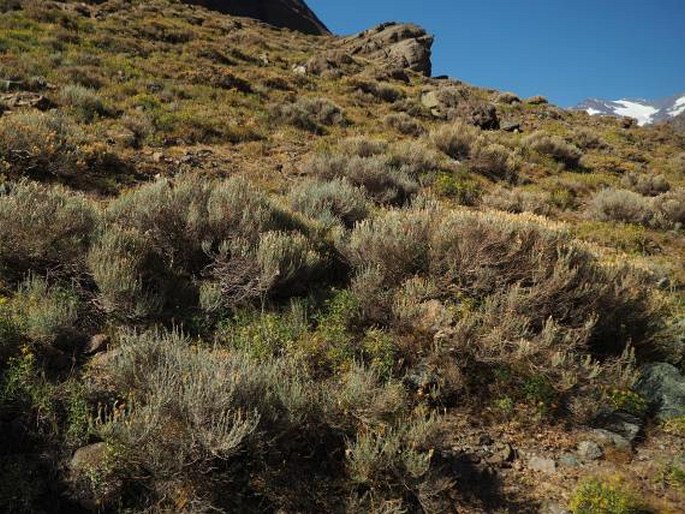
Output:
(0, 1), (684, 513)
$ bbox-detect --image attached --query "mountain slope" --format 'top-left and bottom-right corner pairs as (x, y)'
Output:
(0, 1), (684, 513)
(182, 0), (329, 34)
(576, 93), (685, 126)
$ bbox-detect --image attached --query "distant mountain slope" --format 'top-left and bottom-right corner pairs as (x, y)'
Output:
(182, 0), (329, 35)
(575, 93), (685, 126)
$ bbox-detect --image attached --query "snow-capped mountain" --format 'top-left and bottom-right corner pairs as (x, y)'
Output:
(574, 93), (685, 126)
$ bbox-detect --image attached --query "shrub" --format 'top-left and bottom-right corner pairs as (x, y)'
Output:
(11, 275), (79, 345)
(59, 84), (110, 123)
(305, 153), (418, 205)
(0, 180), (98, 282)
(350, 79), (404, 103)
(589, 189), (654, 225)
(91, 328), (327, 511)
(271, 97), (345, 133)
(524, 132), (583, 168)
(481, 186), (551, 215)
(0, 111), (82, 179)
(339, 137), (388, 158)
(573, 128), (608, 150)
(289, 178), (370, 227)
(383, 112), (425, 136)
(654, 187), (685, 228)
(387, 141), (440, 177)
(570, 477), (643, 514)
(671, 153), (685, 176)
(469, 141), (518, 181)
(91, 175), (322, 318)
(430, 121), (480, 160)
(621, 172), (670, 196)
(434, 171), (482, 205)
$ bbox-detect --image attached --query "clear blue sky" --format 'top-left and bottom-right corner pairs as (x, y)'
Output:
(307, 0), (685, 107)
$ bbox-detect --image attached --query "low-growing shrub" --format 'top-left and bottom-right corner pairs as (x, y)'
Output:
(589, 189), (654, 225)
(524, 132), (583, 168)
(569, 477), (644, 514)
(430, 121), (480, 160)
(90, 175), (324, 318)
(271, 97), (345, 133)
(387, 141), (440, 177)
(621, 172), (670, 196)
(573, 128), (608, 150)
(0, 111), (82, 179)
(481, 186), (551, 215)
(0, 180), (97, 282)
(59, 84), (110, 123)
(289, 178), (370, 227)
(305, 153), (418, 205)
(469, 141), (518, 181)
(433, 171), (482, 205)
(654, 187), (685, 228)
(383, 112), (425, 136)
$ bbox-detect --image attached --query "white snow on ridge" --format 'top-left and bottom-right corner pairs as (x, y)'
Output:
(613, 100), (659, 126)
(667, 96), (685, 117)
(586, 107), (602, 115)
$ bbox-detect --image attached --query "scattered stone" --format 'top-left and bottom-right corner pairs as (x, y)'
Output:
(0, 92), (56, 111)
(636, 362), (685, 420)
(577, 440), (603, 461)
(528, 456), (556, 473)
(542, 502), (570, 514)
(526, 95), (549, 105)
(592, 409), (643, 444)
(496, 92), (521, 105)
(469, 103), (500, 130)
(590, 429), (632, 451)
(86, 334), (110, 355)
(558, 453), (582, 468)
(501, 121), (522, 133)
(487, 443), (515, 466)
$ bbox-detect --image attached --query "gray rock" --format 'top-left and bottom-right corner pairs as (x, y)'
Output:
(469, 103), (500, 130)
(528, 455), (556, 473)
(344, 23), (434, 76)
(590, 429), (632, 451)
(577, 440), (603, 461)
(558, 453), (582, 468)
(542, 502), (570, 514)
(501, 121), (522, 133)
(636, 362), (685, 420)
(592, 409), (642, 443)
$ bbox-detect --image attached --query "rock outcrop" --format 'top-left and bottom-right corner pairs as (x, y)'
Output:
(182, 0), (329, 35)
(343, 22), (434, 76)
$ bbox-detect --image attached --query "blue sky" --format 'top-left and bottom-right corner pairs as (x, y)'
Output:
(307, 0), (685, 107)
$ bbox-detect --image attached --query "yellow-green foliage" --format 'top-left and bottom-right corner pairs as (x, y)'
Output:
(570, 477), (644, 514)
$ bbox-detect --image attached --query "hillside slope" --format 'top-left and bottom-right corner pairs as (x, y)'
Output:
(0, 1), (684, 513)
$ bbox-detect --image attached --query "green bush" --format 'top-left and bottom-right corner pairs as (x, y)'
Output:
(589, 188), (654, 225)
(271, 97), (345, 133)
(384, 112), (425, 136)
(59, 84), (110, 123)
(621, 172), (670, 197)
(570, 477), (644, 514)
(469, 141), (518, 182)
(305, 153), (418, 205)
(524, 132), (583, 168)
(482, 186), (551, 215)
(0, 180), (98, 282)
(430, 120), (480, 160)
(0, 112), (82, 179)
(289, 178), (370, 228)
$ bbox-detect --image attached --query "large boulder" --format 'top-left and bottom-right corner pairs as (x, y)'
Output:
(636, 362), (685, 420)
(182, 0), (329, 35)
(343, 23), (434, 76)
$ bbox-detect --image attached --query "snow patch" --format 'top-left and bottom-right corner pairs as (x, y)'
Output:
(613, 100), (658, 126)
(586, 107), (602, 116)
(667, 96), (685, 117)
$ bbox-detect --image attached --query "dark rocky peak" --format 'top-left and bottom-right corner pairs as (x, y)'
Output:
(343, 22), (434, 76)
(181, 0), (329, 35)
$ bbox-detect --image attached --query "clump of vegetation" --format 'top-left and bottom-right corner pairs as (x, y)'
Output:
(589, 189), (655, 226)
(304, 152), (418, 205)
(621, 172), (670, 196)
(289, 178), (370, 228)
(469, 140), (519, 181)
(430, 120), (480, 160)
(0, 112), (82, 179)
(482, 186), (551, 215)
(271, 96), (345, 133)
(524, 132), (583, 168)
(0, 180), (97, 282)
(384, 112), (425, 136)
(59, 84), (110, 123)
(570, 476), (644, 514)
